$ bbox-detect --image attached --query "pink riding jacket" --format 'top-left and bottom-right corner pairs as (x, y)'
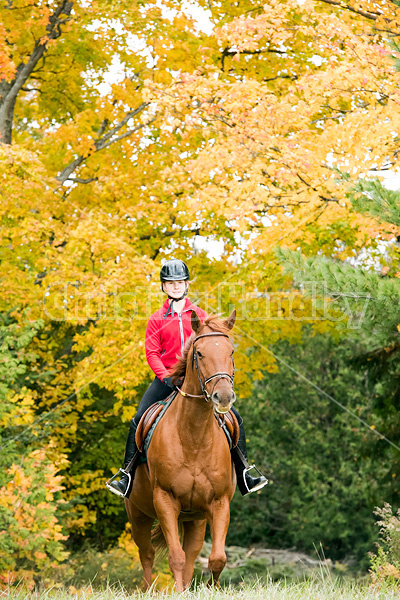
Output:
(145, 298), (208, 381)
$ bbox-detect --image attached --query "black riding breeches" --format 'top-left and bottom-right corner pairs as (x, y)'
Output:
(123, 378), (172, 464)
(132, 377), (172, 427)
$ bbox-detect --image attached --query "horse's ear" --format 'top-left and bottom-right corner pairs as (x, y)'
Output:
(191, 310), (202, 333)
(224, 309), (236, 330)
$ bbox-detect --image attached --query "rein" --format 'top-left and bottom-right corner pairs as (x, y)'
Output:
(176, 332), (235, 402)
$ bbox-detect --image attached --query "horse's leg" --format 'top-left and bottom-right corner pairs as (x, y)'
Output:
(153, 487), (185, 592)
(128, 504), (155, 591)
(206, 497), (230, 587)
(182, 519), (207, 589)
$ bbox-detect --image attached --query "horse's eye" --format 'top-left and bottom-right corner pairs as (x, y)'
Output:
(197, 351), (203, 359)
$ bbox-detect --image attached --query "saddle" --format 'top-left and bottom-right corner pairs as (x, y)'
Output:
(135, 392), (176, 453)
(136, 395), (239, 454)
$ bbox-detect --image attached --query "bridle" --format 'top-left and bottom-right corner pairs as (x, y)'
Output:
(176, 332), (235, 402)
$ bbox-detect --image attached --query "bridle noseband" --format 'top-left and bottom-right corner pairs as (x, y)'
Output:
(177, 332), (235, 402)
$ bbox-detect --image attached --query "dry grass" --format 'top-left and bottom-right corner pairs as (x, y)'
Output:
(2, 575), (400, 600)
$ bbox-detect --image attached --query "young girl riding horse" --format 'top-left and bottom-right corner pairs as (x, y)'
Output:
(107, 259), (267, 498)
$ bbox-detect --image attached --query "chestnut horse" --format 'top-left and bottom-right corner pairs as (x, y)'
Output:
(124, 310), (237, 591)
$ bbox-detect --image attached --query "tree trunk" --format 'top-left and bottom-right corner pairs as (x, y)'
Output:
(0, 1), (73, 144)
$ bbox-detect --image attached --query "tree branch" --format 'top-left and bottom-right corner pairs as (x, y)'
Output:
(93, 102), (149, 149)
(329, 291), (376, 300)
(140, 230), (175, 241)
(315, 0), (379, 21)
(264, 73), (298, 82)
(56, 104), (156, 184)
(221, 46), (285, 70)
(316, 0), (400, 34)
(96, 119), (155, 151)
(68, 177), (98, 184)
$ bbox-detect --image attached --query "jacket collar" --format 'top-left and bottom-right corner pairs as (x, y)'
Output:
(162, 297), (197, 316)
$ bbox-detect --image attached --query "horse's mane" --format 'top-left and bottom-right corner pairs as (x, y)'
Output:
(169, 314), (232, 381)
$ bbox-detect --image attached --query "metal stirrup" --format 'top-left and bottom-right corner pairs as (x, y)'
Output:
(105, 469), (132, 498)
(242, 465), (268, 494)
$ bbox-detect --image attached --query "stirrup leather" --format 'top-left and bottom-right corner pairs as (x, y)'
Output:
(105, 468), (131, 498)
(243, 464), (268, 494)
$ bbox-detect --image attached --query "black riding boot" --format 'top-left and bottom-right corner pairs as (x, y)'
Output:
(106, 420), (140, 498)
(231, 419), (268, 496)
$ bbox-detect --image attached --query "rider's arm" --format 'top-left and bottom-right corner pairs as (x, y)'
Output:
(145, 315), (169, 381)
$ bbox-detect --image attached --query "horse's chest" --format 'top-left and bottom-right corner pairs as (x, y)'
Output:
(148, 423), (233, 504)
(154, 459), (232, 505)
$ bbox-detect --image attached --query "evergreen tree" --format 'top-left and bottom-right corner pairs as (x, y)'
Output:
(228, 329), (399, 565)
(275, 178), (400, 351)
(275, 179), (400, 564)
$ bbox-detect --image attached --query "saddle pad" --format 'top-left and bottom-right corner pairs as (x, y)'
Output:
(215, 410), (239, 449)
(136, 391), (177, 453)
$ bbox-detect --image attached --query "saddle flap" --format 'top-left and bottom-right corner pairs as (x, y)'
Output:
(216, 410), (239, 448)
(136, 403), (164, 452)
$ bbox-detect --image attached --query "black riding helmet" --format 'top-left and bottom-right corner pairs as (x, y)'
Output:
(160, 259), (190, 282)
(160, 260), (190, 318)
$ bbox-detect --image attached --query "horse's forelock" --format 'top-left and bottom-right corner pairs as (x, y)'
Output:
(202, 314), (232, 336)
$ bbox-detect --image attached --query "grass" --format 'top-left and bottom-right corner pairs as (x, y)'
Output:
(2, 576), (400, 600)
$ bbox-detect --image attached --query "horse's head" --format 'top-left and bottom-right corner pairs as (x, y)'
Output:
(190, 310), (236, 414)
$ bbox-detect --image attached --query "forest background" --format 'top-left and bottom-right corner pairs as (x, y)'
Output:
(2, 0), (400, 589)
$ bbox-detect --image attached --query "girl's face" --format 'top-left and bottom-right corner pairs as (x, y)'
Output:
(163, 280), (188, 299)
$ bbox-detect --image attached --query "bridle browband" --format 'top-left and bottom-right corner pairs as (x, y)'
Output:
(176, 332), (235, 402)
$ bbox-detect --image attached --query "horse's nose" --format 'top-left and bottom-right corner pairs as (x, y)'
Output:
(212, 390), (236, 414)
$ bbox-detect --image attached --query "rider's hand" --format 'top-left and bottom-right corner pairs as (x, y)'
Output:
(163, 376), (184, 390)
(163, 377), (175, 390)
